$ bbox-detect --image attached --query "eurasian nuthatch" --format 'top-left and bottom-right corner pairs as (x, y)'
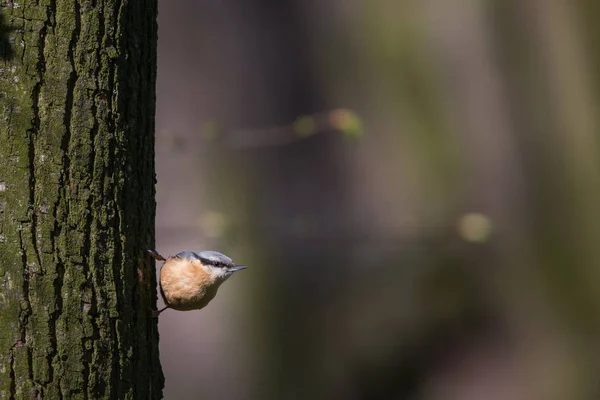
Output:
(148, 249), (247, 316)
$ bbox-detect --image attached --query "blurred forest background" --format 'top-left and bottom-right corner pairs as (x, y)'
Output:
(155, 1), (600, 399)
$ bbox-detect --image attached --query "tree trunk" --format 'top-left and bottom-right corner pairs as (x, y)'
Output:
(0, 1), (163, 399)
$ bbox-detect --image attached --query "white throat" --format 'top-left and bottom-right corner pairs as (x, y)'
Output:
(203, 264), (233, 280)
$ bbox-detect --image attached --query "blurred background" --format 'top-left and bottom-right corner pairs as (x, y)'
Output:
(155, 1), (600, 399)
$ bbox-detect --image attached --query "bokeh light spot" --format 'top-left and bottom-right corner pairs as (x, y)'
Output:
(457, 212), (493, 243)
(329, 108), (363, 138)
(293, 115), (317, 137)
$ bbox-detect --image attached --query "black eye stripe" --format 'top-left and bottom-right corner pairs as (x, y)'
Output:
(200, 258), (228, 268)
(176, 251), (234, 267)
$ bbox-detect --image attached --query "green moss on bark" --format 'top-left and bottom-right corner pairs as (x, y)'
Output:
(0, 1), (163, 398)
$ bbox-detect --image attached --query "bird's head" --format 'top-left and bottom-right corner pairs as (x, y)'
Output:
(176, 250), (247, 281)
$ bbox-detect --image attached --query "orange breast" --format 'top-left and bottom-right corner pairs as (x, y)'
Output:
(160, 257), (220, 311)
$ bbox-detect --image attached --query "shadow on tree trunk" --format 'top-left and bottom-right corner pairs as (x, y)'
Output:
(0, 10), (14, 60)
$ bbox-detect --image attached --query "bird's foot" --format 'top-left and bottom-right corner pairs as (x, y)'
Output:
(150, 306), (169, 318)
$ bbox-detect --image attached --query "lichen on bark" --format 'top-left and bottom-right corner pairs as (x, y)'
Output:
(0, 1), (163, 398)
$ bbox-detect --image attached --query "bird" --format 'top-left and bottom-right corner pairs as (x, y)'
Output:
(147, 249), (247, 316)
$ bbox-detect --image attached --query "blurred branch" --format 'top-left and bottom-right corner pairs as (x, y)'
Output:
(156, 108), (363, 152)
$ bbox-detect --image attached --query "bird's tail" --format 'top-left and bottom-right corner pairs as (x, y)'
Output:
(147, 249), (167, 261)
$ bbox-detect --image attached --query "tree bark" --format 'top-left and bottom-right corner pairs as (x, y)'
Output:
(0, 1), (163, 399)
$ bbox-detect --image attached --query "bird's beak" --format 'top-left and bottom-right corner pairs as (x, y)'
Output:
(230, 265), (247, 271)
